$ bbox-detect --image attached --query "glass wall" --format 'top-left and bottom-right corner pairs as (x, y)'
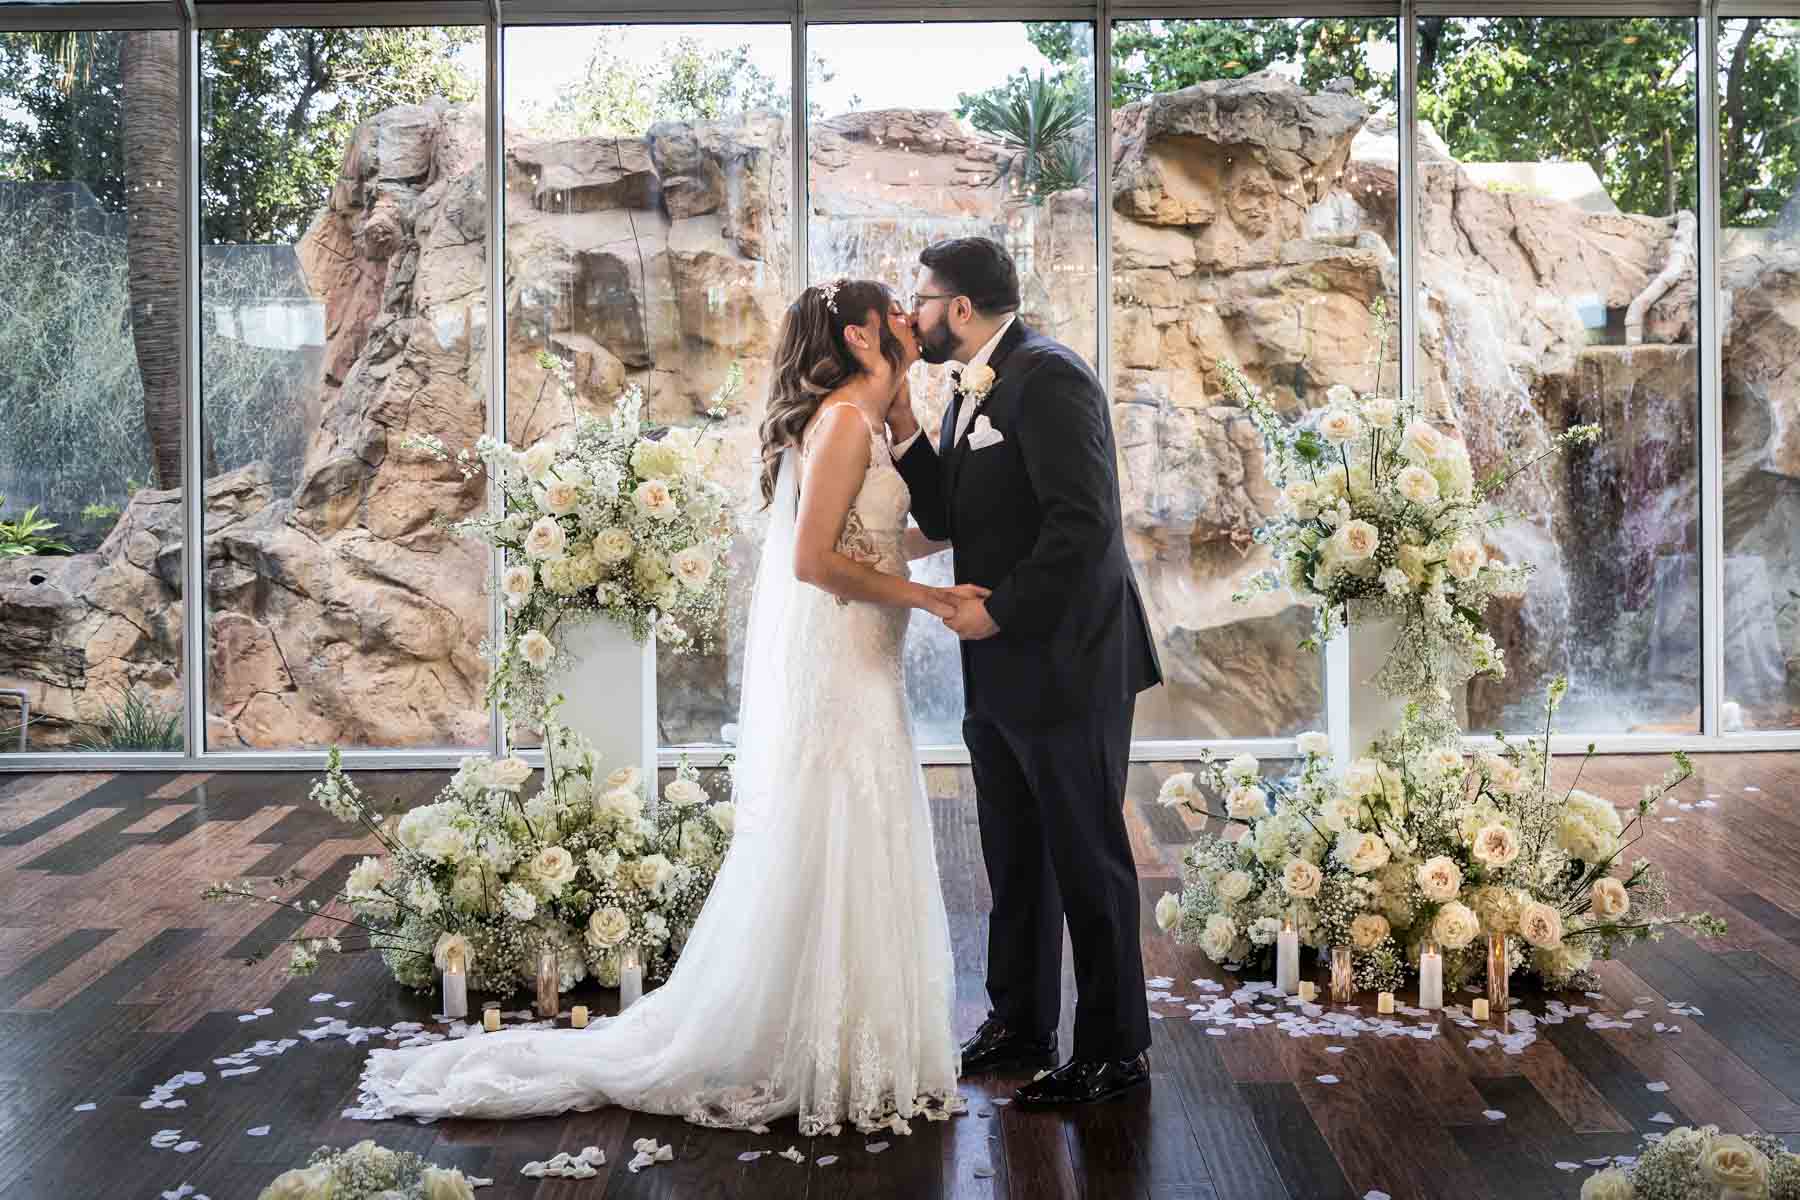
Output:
(199, 25), (490, 749)
(0, 27), (186, 754)
(1719, 17), (1800, 733)
(502, 24), (792, 748)
(1414, 17), (1702, 735)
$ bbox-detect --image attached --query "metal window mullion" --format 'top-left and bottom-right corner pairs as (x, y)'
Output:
(791, 2), (808, 298)
(1096, 4), (1112, 401)
(192, 4), (490, 32)
(182, 0), (205, 764)
(1698, 2), (1725, 740)
(487, 0), (509, 757)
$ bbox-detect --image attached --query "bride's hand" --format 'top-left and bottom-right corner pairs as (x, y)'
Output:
(915, 585), (960, 620)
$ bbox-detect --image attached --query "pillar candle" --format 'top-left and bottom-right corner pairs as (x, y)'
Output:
(1276, 917), (1300, 996)
(620, 945), (643, 1012)
(442, 966), (468, 1021)
(1418, 942), (1444, 1011)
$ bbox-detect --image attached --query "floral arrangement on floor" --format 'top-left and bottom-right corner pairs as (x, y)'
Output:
(405, 353), (742, 728)
(1224, 302), (1602, 706)
(1581, 1125), (1800, 1200)
(205, 717), (734, 994)
(257, 1140), (486, 1200)
(1153, 679), (1724, 993)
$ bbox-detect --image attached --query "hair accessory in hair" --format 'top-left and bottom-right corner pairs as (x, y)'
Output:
(818, 278), (845, 315)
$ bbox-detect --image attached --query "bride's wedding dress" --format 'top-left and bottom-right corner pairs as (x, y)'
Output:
(352, 422), (962, 1135)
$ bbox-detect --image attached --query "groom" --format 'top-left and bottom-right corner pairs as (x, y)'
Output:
(887, 237), (1163, 1107)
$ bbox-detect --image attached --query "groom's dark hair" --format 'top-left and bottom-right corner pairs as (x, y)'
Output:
(919, 237), (1021, 317)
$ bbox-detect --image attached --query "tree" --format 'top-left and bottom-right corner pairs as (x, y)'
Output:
(527, 31), (784, 138)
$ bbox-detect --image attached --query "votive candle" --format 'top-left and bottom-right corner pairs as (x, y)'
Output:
(1298, 981), (1318, 1003)
(481, 1001), (501, 1032)
(571, 1005), (589, 1029)
(1418, 941), (1444, 1011)
(1377, 991), (1395, 1014)
(1471, 997), (1490, 1021)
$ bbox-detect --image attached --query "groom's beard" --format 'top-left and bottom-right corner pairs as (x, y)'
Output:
(915, 319), (958, 366)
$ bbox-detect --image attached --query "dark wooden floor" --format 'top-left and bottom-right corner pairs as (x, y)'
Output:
(0, 754), (1797, 1199)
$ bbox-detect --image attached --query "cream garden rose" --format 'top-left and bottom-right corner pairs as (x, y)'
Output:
(605, 766), (642, 792)
(1282, 859), (1323, 900)
(1396, 465), (1441, 504)
(1471, 823), (1522, 868)
(1158, 772), (1199, 808)
(1332, 519), (1380, 561)
(1402, 418), (1443, 460)
(536, 478), (584, 516)
(420, 1167), (477, 1200)
(1319, 407), (1362, 445)
(524, 515), (568, 560)
(670, 545), (716, 591)
(1334, 829), (1391, 875)
(1518, 900), (1564, 949)
(586, 906), (631, 947)
(501, 564), (534, 608)
(520, 440), (558, 481)
(1698, 1132), (1770, 1197)
(665, 778), (708, 810)
(633, 479), (678, 521)
(1363, 395), (1397, 429)
(1432, 900), (1481, 950)
(1215, 870), (1254, 903)
(593, 526), (634, 564)
(518, 628), (555, 671)
(1591, 876), (1631, 919)
(1296, 731), (1331, 757)
(1227, 785), (1270, 821)
(530, 845), (577, 895)
(1350, 912), (1391, 950)
(1446, 537), (1486, 581)
(1578, 1167), (1633, 1200)
(1415, 855), (1463, 902)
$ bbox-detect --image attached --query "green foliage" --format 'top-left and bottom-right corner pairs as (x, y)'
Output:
(0, 496), (73, 557)
(526, 31), (791, 138)
(70, 684), (183, 752)
(960, 69), (1092, 204)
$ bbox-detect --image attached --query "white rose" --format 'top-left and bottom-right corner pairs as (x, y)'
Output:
(1396, 465), (1440, 504)
(1333, 520), (1380, 561)
(1157, 772), (1199, 808)
(605, 767), (641, 792)
(1446, 537), (1485, 581)
(518, 628), (555, 671)
(530, 845), (577, 894)
(961, 363), (996, 399)
(1698, 1133), (1770, 1197)
(1432, 901), (1482, 950)
(499, 882), (537, 921)
(1591, 876), (1631, 919)
(1319, 408), (1362, 445)
(1334, 829), (1391, 875)
(520, 440), (558, 482)
(524, 516), (568, 560)
(1350, 912), (1391, 950)
(633, 479), (679, 521)
(488, 756), (534, 791)
(593, 527), (634, 564)
(1282, 859), (1323, 900)
(708, 801), (735, 836)
(1318, 794), (1360, 834)
(1199, 914), (1239, 962)
(257, 1164), (334, 1200)
(536, 479), (584, 516)
(1325, 384), (1357, 408)
(594, 787), (642, 824)
(1415, 855), (1463, 902)
(1578, 1167), (1633, 1200)
(1227, 785), (1269, 821)
(1296, 731), (1331, 758)
(1226, 753), (1260, 783)
(669, 545), (716, 591)
(421, 826), (469, 865)
(1402, 418), (1443, 460)
(1154, 892), (1181, 932)
(1363, 395), (1397, 429)
(1471, 823), (1522, 868)
(1216, 870), (1254, 903)
(420, 1167), (477, 1200)
(1518, 901), (1564, 950)
(1482, 754), (1525, 796)
(586, 906), (631, 948)
(501, 564), (535, 609)
(664, 778), (707, 809)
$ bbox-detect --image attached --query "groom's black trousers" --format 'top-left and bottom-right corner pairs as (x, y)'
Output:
(963, 696), (1150, 1062)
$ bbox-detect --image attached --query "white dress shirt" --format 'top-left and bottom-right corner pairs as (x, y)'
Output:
(891, 314), (1016, 460)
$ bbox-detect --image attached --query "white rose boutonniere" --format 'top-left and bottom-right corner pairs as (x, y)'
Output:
(959, 363), (996, 401)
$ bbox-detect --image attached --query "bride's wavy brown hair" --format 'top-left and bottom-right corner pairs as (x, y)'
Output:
(759, 278), (906, 507)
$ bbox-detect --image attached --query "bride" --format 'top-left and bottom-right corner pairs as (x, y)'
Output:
(352, 279), (975, 1136)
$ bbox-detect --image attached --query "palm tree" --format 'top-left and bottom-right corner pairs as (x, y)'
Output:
(28, 30), (184, 493)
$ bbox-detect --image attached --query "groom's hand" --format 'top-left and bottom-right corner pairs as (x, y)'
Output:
(944, 585), (999, 641)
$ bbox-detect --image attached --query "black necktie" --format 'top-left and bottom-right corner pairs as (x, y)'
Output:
(947, 369), (964, 447)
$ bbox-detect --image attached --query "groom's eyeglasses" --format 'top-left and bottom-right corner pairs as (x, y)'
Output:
(910, 292), (956, 312)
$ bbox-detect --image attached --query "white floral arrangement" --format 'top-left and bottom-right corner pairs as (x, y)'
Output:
(1224, 304), (1601, 706)
(206, 717), (735, 995)
(257, 1140), (485, 1200)
(1154, 679), (1722, 993)
(406, 353), (741, 729)
(1582, 1125), (1800, 1200)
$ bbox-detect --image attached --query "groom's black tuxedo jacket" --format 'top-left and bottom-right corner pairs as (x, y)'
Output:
(895, 320), (1162, 727)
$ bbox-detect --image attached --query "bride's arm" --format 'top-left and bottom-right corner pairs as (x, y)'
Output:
(903, 526), (950, 561)
(793, 407), (956, 617)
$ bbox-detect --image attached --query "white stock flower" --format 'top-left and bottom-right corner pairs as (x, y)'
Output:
(1335, 830), (1391, 874)
(1380, 566), (1411, 596)
(1446, 537), (1485, 581)
(1282, 859), (1323, 900)
(1579, 1168), (1633, 1200)
(1396, 465), (1440, 504)
(346, 855), (386, 900)
(1319, 793), (1360, 834)
(643, 911), (671, 944)
(521, 440), (558, 482)
(1349, 912), (1391, 950)
(1158, 772), (1199, 808)
(1560, 790), (1624, 863)
(524, 516), (568, 560)
(1363, 395), (1397, 429)
(518, 628), (555, 671)
(501, 564), (535, 608)
(1518, 901), (1564, 949)
(499, 882), (537, 921)
(1227, 785), (1270, 821)
(1432, 901), (1481, 950)
(1415, 855), (1463, 902)
(1154, 892), (1181, 932)
(530, 845), (577, 894)
(1319, 408), (1362, 445)
(1216, 870), (1254, 903)
(670, 546), (716, 591)
(594, 527), (635, 564)
(407, 879), (442, 917)
(1199, 914), (1239, 962)
(631, 438), (686, 480)
(1281, 480), (1318, 515)
(1296, 731), (1331, 758)
(1343, 758), (1386, 798)
(1471, 823), (1522, 868)
(664, 778), (708, 809)
(1591, 876), (1631, 919)
(587, 906), (631, 947)
(1332, 520), (1380, 562)
(633, 479), (679, 521)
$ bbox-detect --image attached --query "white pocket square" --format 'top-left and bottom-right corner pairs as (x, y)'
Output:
(967, 416), (1005, 449)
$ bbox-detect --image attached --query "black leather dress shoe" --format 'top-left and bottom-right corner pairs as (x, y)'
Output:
(1012, 1052), (1150, 1107)
(959, 1017), (1058, 1075)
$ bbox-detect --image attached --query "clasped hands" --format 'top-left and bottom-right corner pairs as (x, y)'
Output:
(924, 583), (998, 641)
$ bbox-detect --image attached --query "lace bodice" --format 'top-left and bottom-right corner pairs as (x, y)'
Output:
(801, 414), (911, 581)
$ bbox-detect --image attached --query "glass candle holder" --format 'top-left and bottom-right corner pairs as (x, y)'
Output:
(1485, 932), (1510, 1016)
(535, 944), (560, 1019)
(620, 944), (644, 1011)
(1330, 946), (1354, 1004)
